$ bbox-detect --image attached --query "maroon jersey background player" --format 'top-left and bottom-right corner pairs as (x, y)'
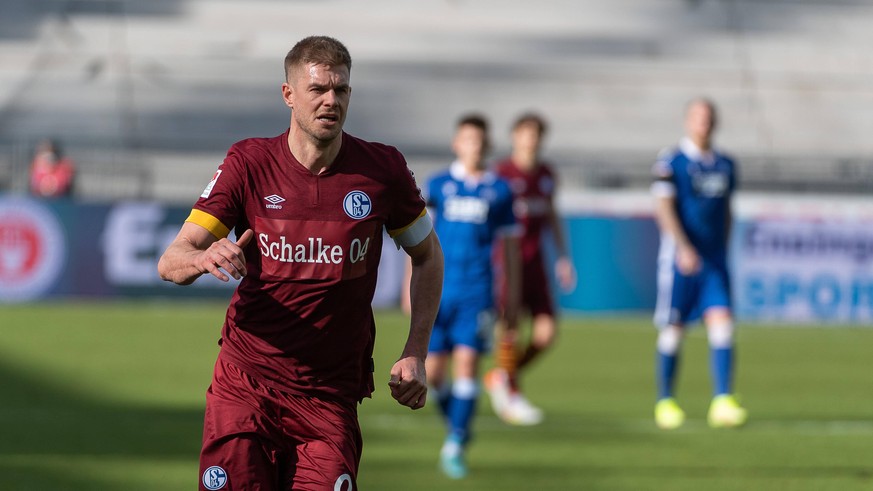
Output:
(485, 113), (574, 428)
(495, 160), (558, 316)
(158, 36), (443, 491)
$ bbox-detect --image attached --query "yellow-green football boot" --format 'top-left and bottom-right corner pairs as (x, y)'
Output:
(655, 398), (686, 430)
(707, 394), (748, 428)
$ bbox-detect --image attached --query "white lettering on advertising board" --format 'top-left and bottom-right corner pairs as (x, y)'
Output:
(101, 203), (237, 288)
(735, 220), (873, 322)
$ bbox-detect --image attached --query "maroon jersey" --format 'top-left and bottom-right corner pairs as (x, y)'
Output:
(495, 159), (557, 263)
(189, 130), (426, 403)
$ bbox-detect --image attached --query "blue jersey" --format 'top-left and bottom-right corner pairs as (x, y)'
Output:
(427, 162), (518, 304)
(652, 138), (737, 327)
(652, 138), (737, 262)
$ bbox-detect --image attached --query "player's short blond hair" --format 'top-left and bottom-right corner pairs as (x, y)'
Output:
(284, 36), (352, 81)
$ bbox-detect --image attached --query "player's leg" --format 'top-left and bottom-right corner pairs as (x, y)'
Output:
(704, 307), (735, 397)
(440, 345), (479, 479)
(516, 259), (557, 372)
(656, 323), (684, 401)
(489, 269), (520, 392)
(654, 323), (686, 430)
(517, 313), (557, 370)
(201, 434), (279, 491)
(279, 394), (362, 491)
(496, 311), (551, 426)
(200, 359), (284, 491)
(491, 262), (553, 425)
(426, 352), (451, 419)
(486, 261), (538, 424)
(447, 346), (480, 446)
(427, 303), (454, 419)
(484, 318), (517, 422)
(703, 286), (747, 429)
(653, 250), (694, 429)
(484, 266), (515, 416)
(439, 304), (491, 479)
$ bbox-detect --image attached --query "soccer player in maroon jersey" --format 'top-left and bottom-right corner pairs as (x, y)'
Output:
(484, 112), (576, 426)
(158, 36), (443, 491)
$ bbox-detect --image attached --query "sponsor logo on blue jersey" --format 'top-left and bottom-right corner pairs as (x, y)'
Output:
(692, 172), (729, 197)
(444, 196), (489, 224)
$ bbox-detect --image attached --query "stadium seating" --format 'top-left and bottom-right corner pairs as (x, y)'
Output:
(1, 0), (872, 201)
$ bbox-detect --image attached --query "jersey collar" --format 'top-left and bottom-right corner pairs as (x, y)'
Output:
(450, 160), (497, 187)
(680, 137), (717, 166)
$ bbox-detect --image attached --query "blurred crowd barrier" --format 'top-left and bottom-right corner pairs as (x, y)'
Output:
(2, 193), (872, 324)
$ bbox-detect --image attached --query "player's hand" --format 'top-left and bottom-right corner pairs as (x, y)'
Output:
(555, 256), (577, 292)
(195, 229), (254, 282)
(676, 243), (701, 275)
(388, 356), (427, 410)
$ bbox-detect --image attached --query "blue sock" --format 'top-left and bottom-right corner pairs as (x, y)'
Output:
(656, 351), (679, 400)
(710, 347), (733, 396)
(446, 378), (478, 445)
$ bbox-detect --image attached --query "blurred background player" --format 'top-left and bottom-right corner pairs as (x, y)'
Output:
(425, 113), (521, 479)
(651, 97), (747, 430)
(29, 138), (76, 198)
(485, 112), (576, 426)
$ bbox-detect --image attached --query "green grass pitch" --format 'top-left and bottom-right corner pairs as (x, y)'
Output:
(0, 301), (871, 490)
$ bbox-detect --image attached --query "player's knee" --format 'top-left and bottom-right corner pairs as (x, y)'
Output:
(531, 328), (557, 350)
(452, 378), (478, 399)
(657, 325), (683, 355)
(707, 320), (734, 349)
(532, 315), (558, 349)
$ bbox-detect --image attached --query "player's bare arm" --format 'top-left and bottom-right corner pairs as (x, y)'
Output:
(389, 229), (443, 410)
(654, 195), (700, 275)
(547, 203), (576, 292)
(158, 222), (253, 285)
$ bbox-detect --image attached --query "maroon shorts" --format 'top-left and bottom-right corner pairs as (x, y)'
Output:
(498, 259), (556, 318)
(199, 358), (361, 491)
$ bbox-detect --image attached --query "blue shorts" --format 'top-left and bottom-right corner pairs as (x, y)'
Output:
(429, 295), (495, 354)
(654, 259), (731, 328)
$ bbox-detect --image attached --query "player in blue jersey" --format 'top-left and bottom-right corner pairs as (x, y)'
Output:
(651, 98), (748, 430)
(425, 114), (521, 479)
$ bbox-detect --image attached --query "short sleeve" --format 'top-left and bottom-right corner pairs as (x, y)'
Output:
(651, 148), (676, 198)
(494, 180), (521, 237)
(385, 153), (430, 247)
(188, 149), (245, 239)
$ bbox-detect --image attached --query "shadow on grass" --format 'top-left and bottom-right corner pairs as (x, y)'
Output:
(0, 357), (203, 490)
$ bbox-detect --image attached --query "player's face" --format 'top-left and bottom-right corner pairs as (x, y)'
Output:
(512, 122), (542, 156)
(453, 124), (488, 169)
(685, 101), (716, 147)
(283, 63), (351, 144)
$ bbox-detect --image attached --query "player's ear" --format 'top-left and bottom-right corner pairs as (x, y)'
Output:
(281, 82), (293, 109)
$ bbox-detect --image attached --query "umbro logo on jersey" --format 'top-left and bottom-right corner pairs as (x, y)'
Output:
(264, 194), (285, 209)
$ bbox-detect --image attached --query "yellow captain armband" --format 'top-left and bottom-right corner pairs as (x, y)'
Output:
(185, 209), (231, 239)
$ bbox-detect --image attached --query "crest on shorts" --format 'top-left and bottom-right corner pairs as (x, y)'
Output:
(343, 190), (372, 219)
(202, 466), (228, 490)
